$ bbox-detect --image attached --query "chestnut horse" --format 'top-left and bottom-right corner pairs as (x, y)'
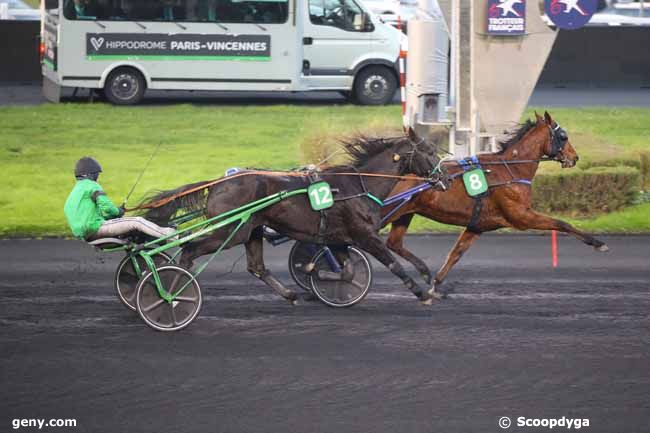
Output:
(383, 111), (608, 298)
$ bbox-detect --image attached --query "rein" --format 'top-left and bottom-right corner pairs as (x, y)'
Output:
(443, 157), (553, 168)
(128, 170), (439, 211)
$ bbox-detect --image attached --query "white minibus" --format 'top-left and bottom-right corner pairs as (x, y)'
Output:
(41, 0), (404, 105)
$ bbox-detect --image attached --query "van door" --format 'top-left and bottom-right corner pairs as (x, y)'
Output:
(302, 0), (372, 89)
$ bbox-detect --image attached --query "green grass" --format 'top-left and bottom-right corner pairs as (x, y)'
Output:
(524, 107), (650, 173)
(0, 103), (399, 237)
(1, 104), (649, 237)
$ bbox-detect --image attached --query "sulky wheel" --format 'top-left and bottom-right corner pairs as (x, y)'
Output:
(135, 265), (202, 332)
(288, 241), (323, 292)
(114, 251), (172, 311)
(309, 246), (373, 308)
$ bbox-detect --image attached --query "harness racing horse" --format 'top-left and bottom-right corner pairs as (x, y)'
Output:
(383, 111), (609, 297)
(141, 133), (447, 305)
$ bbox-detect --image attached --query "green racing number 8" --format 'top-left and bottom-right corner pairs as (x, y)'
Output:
(462, 169), (488, 197)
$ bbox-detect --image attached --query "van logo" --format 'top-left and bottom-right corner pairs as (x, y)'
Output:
(90, 37), (105, 51)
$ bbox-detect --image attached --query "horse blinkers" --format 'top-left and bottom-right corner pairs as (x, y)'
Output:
(548, 123), (568, 159)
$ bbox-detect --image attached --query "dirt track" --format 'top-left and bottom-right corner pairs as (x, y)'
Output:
(1, 235), (648, 433)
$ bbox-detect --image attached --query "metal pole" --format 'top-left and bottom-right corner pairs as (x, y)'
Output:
(641, 0), (645, 18)
(449, 0), (459, 156)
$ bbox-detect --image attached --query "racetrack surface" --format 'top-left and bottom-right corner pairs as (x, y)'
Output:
(1, 235), (648, 432)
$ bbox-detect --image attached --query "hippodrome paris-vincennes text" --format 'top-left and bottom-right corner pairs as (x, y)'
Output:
(102, 41), (268, 51)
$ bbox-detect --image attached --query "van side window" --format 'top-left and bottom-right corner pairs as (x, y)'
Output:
(309, 0), (369, 32)
(63, 0), (289, 22)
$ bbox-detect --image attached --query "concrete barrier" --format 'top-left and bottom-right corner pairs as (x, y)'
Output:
(0, 20), (40, 83)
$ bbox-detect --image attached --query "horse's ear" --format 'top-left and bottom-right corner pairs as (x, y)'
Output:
(407, 127), (418, 142)
(544, 111), (553, 124)
(534, 111), (544, 123)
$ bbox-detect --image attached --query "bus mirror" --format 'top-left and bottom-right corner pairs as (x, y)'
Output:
(353, 13), (364, 30)
(354, 13), (374, 32)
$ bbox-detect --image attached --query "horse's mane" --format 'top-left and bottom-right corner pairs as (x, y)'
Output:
(497, 119), (538, 154)
(138, 134), (413, 222)
(325, 135), (406, 172)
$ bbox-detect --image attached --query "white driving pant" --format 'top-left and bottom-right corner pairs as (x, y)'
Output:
(90, 217), (175, 239)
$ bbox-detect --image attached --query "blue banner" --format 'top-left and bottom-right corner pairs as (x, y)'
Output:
(545, 0), (597, 30)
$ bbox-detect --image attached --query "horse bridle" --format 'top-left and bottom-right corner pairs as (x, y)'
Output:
(403, 138), (450, 190)
(548, 122), (569, 160)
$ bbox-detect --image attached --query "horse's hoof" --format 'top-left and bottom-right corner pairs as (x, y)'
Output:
(420, 297), (434, 306)
(426, 283), (446, 300)
(596, 244), (609, 252)
(284, 292), (299, 305)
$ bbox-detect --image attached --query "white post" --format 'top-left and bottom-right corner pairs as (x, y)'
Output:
(0, 3), (11, 20)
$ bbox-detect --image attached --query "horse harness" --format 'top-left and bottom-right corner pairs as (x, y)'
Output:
(451, 122), (568, 232)
(305, 139), (443, 241)
(306, 168), (388, 242)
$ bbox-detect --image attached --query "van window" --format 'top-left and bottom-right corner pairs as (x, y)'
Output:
(63, 0), (288, 23)
(309, 0), (369, 32)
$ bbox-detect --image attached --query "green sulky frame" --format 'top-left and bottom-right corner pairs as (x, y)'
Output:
(133, 188), (309, 303)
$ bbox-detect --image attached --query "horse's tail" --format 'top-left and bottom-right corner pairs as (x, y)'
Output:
(137, 180), (214, 225)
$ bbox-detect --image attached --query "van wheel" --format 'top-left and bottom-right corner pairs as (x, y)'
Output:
(353, 66), (397, 106)
(104, 68), (146, 106)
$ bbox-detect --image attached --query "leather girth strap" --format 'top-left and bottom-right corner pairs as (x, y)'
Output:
(467, 196), (484, 234)
(307, 171), (328, 242)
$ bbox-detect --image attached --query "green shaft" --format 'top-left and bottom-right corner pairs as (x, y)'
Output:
(140, 188), (308, 301)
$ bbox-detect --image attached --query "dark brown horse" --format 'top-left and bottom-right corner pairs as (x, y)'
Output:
(383, 111), (608, 298)
(142, 134), (446, 305)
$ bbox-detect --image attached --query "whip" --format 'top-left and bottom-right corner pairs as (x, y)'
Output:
(122, 141), (162, 208)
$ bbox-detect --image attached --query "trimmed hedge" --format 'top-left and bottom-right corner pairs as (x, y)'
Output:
(532, 166), (640, 215)
(580, 157), (640, 170)
(640, 152), (650, 190)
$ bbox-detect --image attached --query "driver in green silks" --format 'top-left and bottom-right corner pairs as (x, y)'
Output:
(64, 157), (176, 241)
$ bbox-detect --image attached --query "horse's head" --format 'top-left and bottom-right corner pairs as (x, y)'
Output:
(342, 130), (442, 180)
(536, 111), (579, 168)
(400, 128), (443, 179)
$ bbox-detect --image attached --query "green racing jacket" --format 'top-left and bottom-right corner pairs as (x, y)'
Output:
(64, 179), (121, 239)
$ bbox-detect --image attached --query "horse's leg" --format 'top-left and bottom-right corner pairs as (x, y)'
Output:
(178, 235), (225, 270)
(431, 229), (481, 295)
(506, 208), (609, 251)
(386, 214), (432, 284)
(330, 245), (354, 281)
(355, 232), (435, 305)
(178, 223), (254, 270)
(245, 226), (297, 305)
